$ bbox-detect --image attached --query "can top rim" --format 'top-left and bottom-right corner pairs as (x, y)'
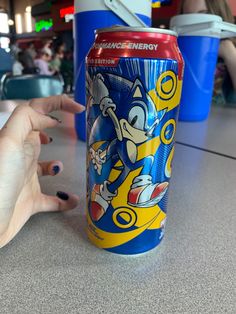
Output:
(96, 26), (178, 37)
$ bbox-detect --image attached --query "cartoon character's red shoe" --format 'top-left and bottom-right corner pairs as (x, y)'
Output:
(90, 181), (117, 221)
(128, 175), (169, 208)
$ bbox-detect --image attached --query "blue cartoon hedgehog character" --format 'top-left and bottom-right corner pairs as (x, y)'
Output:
(87, 72), (169, 222)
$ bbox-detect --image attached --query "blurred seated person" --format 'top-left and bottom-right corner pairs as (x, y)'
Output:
(0, 46), (13, 78)
(10, 39), (21, 59)
(34, 48), (55, 76)
(12, 51), (24, 76)
(50, 45), (64, 74)
(21, 42), (37, 74)
(180, 0), (236, 106)
(25, 42), (37, 60)
(42, 39), (53, 50)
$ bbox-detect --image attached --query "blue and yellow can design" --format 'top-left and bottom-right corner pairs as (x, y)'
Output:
(86, 58), (182, 254)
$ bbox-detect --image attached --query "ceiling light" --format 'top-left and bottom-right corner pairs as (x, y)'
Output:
(8, 19), (14, 26)
(26, 6), (31, 13)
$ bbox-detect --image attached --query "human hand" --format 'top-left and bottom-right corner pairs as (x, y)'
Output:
(0, 95), (84, 248)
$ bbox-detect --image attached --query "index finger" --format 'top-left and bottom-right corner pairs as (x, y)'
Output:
(29, 94), (85, 115)
(0, 105), (59, 144)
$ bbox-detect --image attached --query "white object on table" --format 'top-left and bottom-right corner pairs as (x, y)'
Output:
(0, 112), (11, 129)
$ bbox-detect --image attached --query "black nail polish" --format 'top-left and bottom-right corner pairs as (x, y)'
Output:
(53, 165), (60, 175)
(56, 191), (69, 201)
(48, 115), (62, 123)
(49, 137), (53, 143)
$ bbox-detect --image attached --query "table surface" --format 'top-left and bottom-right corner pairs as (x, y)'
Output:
(176, 106), (236, 159)
(0, 104), (235, 314)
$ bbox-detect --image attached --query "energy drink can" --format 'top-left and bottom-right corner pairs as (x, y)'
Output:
(86, 26), (184, 254)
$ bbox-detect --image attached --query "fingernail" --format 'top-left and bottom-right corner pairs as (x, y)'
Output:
(49, 137), (53, 143)
(56, 191), (69, 201)
(53, 165), (60, 175)
(79, 105), (85, 112)
(48, 115), (62, 123)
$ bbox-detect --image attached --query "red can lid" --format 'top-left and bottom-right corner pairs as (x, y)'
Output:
(96, 26), (177, 37)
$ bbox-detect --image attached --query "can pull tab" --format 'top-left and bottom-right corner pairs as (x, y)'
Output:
(104, 0), (147, 27)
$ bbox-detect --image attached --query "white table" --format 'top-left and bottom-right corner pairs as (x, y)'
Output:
(176, 106), (236, 158)
(0, 100), (26, 128)
(0, 104), (235, 314)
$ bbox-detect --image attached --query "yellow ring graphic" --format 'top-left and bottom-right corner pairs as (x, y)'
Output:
(165, 146), (175, 178)
(113, 207), (137, 229)
(156, 71), (177, 100)
(161, 119), (176, 145)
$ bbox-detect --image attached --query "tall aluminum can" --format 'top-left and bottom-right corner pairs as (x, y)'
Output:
(86, 26), (184, 254)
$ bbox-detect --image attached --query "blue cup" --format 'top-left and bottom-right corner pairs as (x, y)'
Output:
(178, 35), (220, 121)
(170, 13), (236, 121)
(74, 0), (152, 141)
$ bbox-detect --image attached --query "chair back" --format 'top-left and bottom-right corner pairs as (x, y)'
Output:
(1, 74), (64, 100)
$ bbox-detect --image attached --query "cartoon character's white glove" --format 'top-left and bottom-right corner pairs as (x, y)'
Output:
(86, 73), (117, 115)
(89, 148), (106, 175)
(86, 73), (109, 105)
(100, 97), (116, 117)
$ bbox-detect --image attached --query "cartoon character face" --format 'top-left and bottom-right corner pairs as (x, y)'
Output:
(120, 102), (148, 143)
(120, 117), (148, 143)
(119, 81), (160, 144)
(88, 73), (166, 145)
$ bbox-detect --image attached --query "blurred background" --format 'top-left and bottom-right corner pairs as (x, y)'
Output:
(0, 0), (235, 96)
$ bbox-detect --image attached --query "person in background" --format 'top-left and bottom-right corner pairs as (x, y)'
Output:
(0, 95), (84, 248)
(50, 45), (64, 74)
(42, 39), (53, 50)
(10, 39), (21, 59)
(21, 42), (37, 74)
(180, 0), (236, 106)
(0, 45), (13, 79)
(12, 51), (24, 76)
(61, 50), (74, 93)
(25, 42), (37, 60)
(34, 48), (55, 76)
